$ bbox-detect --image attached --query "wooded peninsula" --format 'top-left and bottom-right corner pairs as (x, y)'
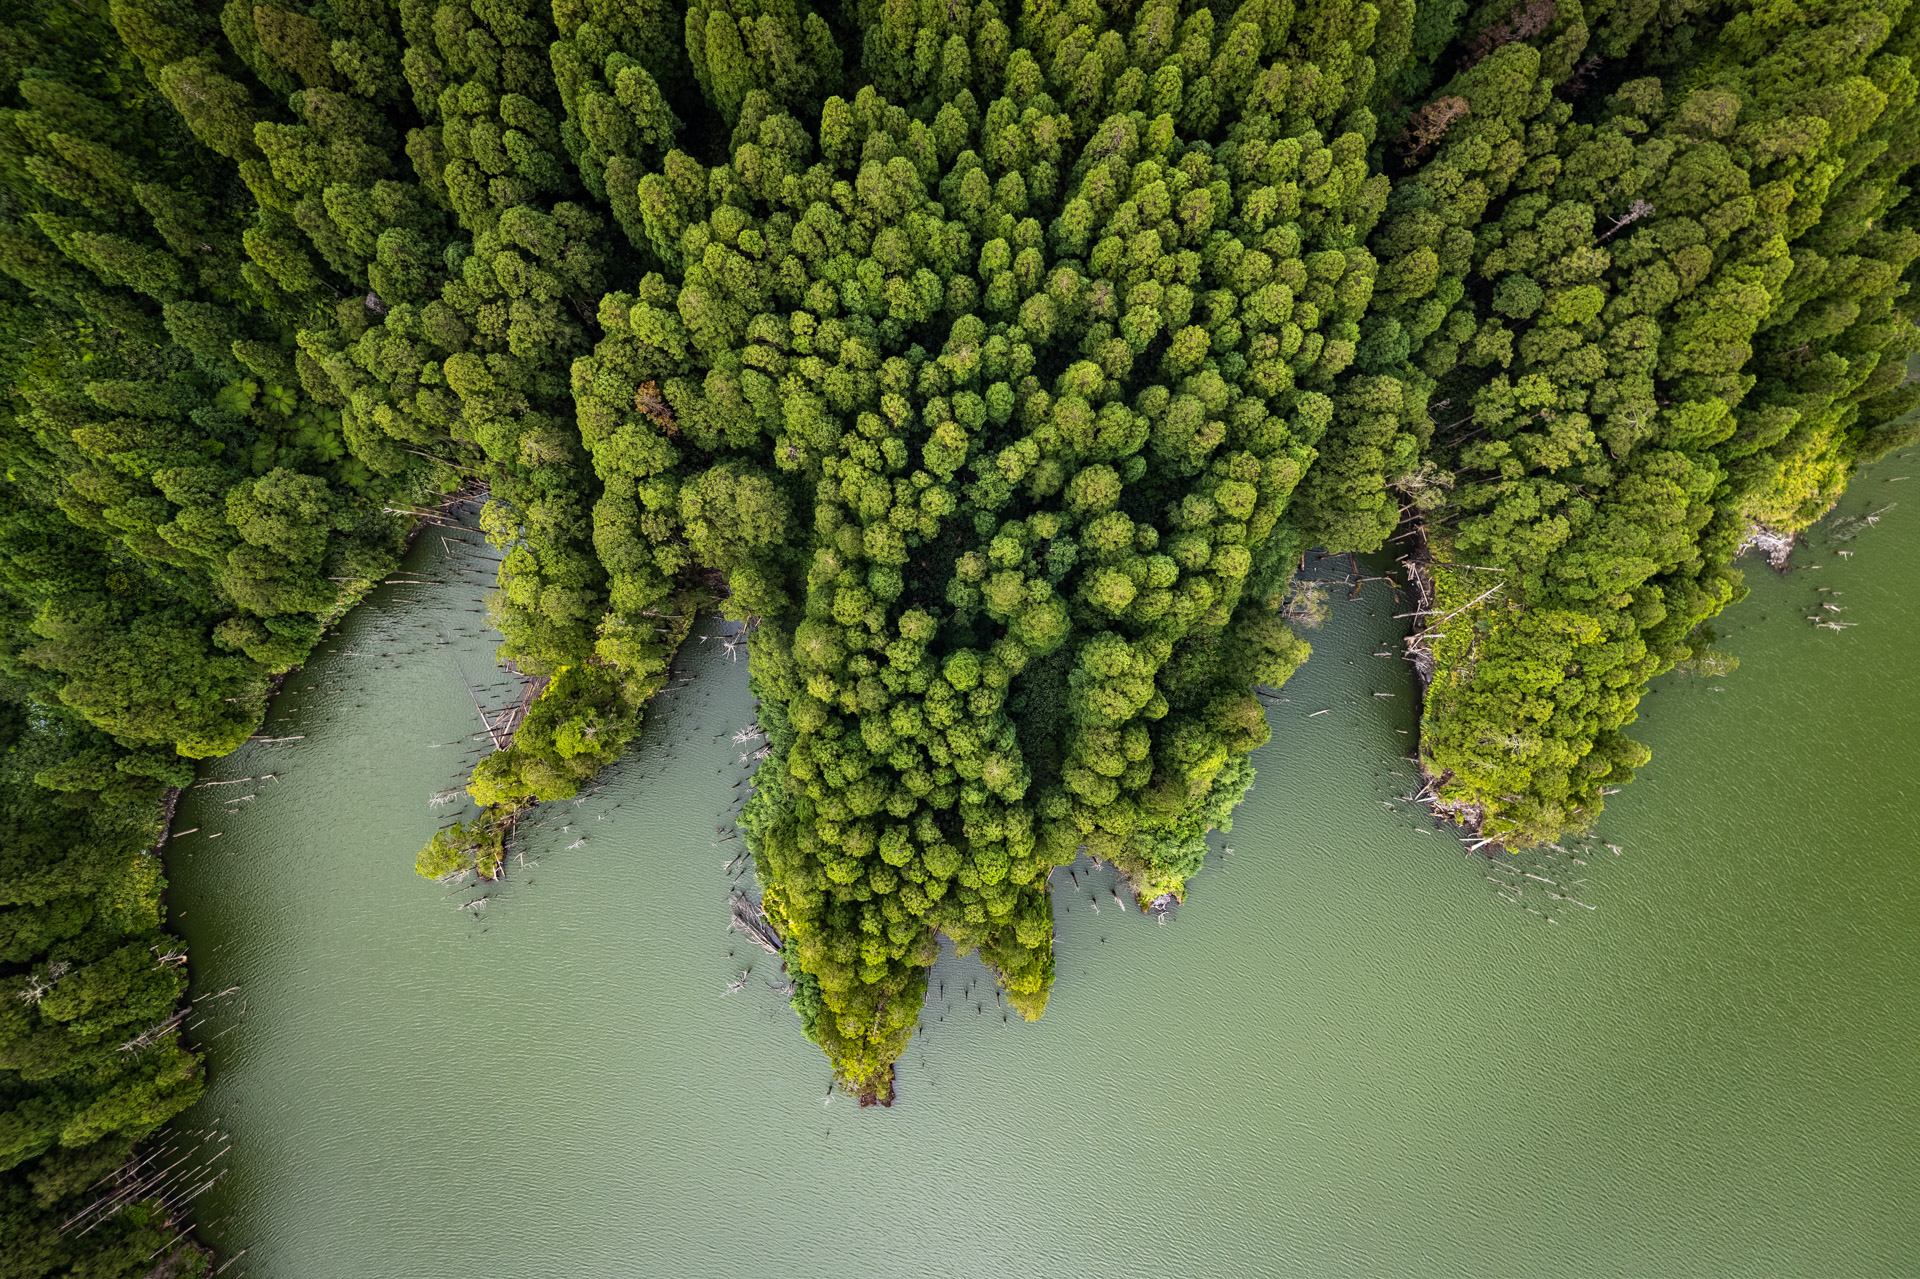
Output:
(1, 0), (1914, 1268)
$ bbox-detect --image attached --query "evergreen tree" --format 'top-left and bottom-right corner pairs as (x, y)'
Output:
(1389, 0), (1920, 845)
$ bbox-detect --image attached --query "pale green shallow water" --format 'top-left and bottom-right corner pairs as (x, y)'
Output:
(166, 463), (1920, 1278)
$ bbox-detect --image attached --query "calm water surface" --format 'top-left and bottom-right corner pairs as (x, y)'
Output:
(166, 464), (1920, 1278)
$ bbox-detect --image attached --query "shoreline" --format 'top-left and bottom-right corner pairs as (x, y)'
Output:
(150, 489), (485, 1267)
(1389, 512), (1824, 852)
(1391, 527), (1497, 846)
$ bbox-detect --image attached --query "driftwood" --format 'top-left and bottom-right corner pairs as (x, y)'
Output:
(493, 670), (548, 747)
(1400, 581), (1505, 636)
(1737, 522), (1795, 571)
(458, 662), (549, 756)
(1398, 553), (1439, 687)
(728, 892), (782, 954)
(458, 668), (504, 751)
(118, 1007), (191, 1054)
(62, 1132), (231, 1241)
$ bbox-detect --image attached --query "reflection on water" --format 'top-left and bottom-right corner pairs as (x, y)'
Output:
(167, 469), (1920, 1278)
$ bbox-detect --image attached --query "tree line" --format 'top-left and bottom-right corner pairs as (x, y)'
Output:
(0, 0), (1914, 1250)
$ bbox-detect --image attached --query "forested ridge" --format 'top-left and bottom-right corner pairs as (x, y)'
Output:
(0, 0), (1913, 1261)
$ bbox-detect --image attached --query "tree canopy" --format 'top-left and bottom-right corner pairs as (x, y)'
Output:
(0, 0), (1914, 1242)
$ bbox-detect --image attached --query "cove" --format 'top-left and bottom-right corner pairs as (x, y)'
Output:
(163, 464), (1920, 1278)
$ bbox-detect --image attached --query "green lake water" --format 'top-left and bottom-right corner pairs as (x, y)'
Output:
(165, 464), (1920, 1278)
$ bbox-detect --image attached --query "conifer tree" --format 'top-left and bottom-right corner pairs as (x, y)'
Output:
(551, 0), (1461, 1094)
(1391, 0), (1920, 845)
(685, 0), (840, 127)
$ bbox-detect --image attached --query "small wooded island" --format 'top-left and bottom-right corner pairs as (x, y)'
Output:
(2, 0), (1915, 1267)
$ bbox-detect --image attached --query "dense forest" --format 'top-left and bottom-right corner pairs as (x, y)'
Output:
(0, 0), (1913, 1263)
